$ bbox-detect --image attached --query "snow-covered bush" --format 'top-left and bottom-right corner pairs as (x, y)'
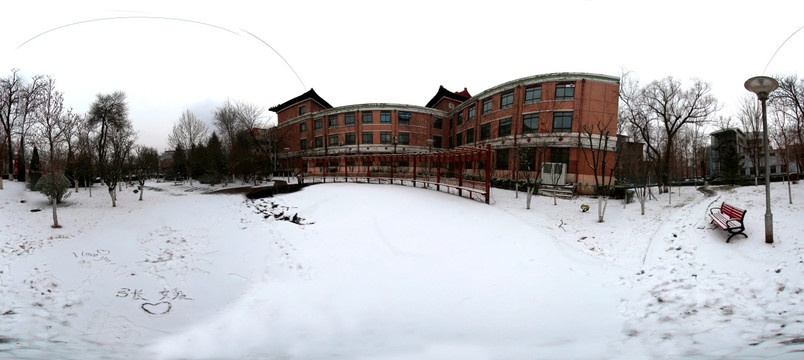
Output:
(34, 173), (72, 204)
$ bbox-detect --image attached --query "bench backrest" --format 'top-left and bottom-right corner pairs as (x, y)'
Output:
(721, 202), (746, 219)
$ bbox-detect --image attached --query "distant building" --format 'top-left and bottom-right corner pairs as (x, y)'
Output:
(159, 151), (174, 172)
(270, 72), (621, 190)
(709, 128), (799, 179)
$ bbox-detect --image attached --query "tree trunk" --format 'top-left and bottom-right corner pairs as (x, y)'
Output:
(138, 180), (145, 201)
(51, 196), (60, 228)
(515, 182), (519, 198)
(109, 187), (116, 207)
(526, 185), (533, 209)
(597, 196), (605, 223)
(788, 172), (793, 205)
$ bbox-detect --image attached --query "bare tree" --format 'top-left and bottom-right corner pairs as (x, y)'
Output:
(168, 109), (208, 185)
(580, 118), (622, 222)
(15, 75), (46, 182)
(33, 77), (77, 228)
(87, 91), (133, 207)
(771, 109), (796, 204)
(737, 95), (763, 185)
(213, 99), (245, 152)
(620, 75), (718, 193)
(133, 145), (159, 201)
(1, 69), (22, 179)
(771, 75), (804, 174)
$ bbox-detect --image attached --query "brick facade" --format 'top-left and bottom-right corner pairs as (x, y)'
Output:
(270, 72), (620, 189)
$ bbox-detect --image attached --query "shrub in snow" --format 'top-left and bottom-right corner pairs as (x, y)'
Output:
(34, 173), (72, 204)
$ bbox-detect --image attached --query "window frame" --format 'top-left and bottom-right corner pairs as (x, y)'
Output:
(398, 132), (410, 145)
(466, 128), (475, 144)
(328, 115), (338, 128)
(328, 134), (339, 146)
(362, 131), (373, 144)
(480, 122), (491, 141)
(314, 136), (323, 148)
(362, 112), (373, 124)
(482, 98), (493, 114)
(500, 90), (514, 109)
(433, 117), (443, 129)
(299, 105), (306, 115)
(552, 111), (573, 132)
(314, 118), (323, 130)
(525, 86), (542, 103)
(522, 113), (540, 134)
(380, 131), (392, 144)
(300, 122), (306, 133)
(380, 111), (392, 124)
(555, 83), (575, 100)
(468, 106), (476, 120)
(344, 132), (356, 145)
(344, 112), (355, 126)
(498, 117), (512, 137)
(398, 112), (411, 126)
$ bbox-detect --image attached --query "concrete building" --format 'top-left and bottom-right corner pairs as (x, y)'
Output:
(270, 72), (620, 188)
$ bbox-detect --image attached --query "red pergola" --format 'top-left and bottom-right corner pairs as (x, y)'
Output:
(302, 145), (493, 204)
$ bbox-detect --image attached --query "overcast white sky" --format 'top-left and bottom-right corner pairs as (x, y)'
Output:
(2, 0), (803, 151)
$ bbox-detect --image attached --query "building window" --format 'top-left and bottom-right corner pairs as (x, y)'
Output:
(525, 86), (541, 103)
(299, 105), (306, 115)
(329, 134), (339, 146)
(362, 131), (373, 144)
(398, 112), (411, 126)
(314, 136), (323, 148)
(500, 90), (514, 109)
(380, 111), (391, 124)
(433, 135), (442, 148)
(480, 123), (491, 141)
(362, 112), (373, 124)
(552, 111), (573, 132)
(300, 122), (306, 133)
(468, 106), (476, 120)
(482, 98), (492, 114)
(433, 117), (443, 129)
(380, 131), (392, 144)
(328, 115), (338, 128)
(314, 118), (322, 130)
(498, 117), (512, 137)
(456, 132), (463, 146)
(466, 128), (475, 144)
(496, 148), (509, 170)
(300, 138), (307, 150)
(457, 113), (463, 125)
(523, 113), (539, 134)
(398, 132), (409, 145)
(550, 147), (570, 164)
(555, 83), (575, 100)
(344, 112), (355, 126)
(345, 132), (356, 145)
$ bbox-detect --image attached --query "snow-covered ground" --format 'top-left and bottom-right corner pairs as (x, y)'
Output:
(1, 178), (803, 359)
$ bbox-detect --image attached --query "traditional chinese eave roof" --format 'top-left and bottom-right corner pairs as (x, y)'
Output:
(425, 85), (471, 108)
(269, 88), (333, 113)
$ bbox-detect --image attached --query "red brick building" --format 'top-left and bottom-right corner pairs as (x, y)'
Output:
(270, 72), (620, 188)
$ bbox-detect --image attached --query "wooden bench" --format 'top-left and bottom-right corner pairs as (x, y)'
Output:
(709, 202), (747, 242)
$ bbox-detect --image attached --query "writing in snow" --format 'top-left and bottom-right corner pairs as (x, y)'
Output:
(116, 288), (193, 301)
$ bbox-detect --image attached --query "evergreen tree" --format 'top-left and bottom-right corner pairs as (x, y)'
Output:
(28, 146), (42, 187)
(172, 145), (187, 180)
(206, 132), (226, 184)
(29, 146), (41, 172)
(720, 143), (743, 185)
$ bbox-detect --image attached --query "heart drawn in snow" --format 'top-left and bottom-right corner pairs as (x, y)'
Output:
(141, 301), (172, 315)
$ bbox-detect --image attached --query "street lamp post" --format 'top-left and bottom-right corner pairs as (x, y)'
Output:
(744, 76), (779, 244)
